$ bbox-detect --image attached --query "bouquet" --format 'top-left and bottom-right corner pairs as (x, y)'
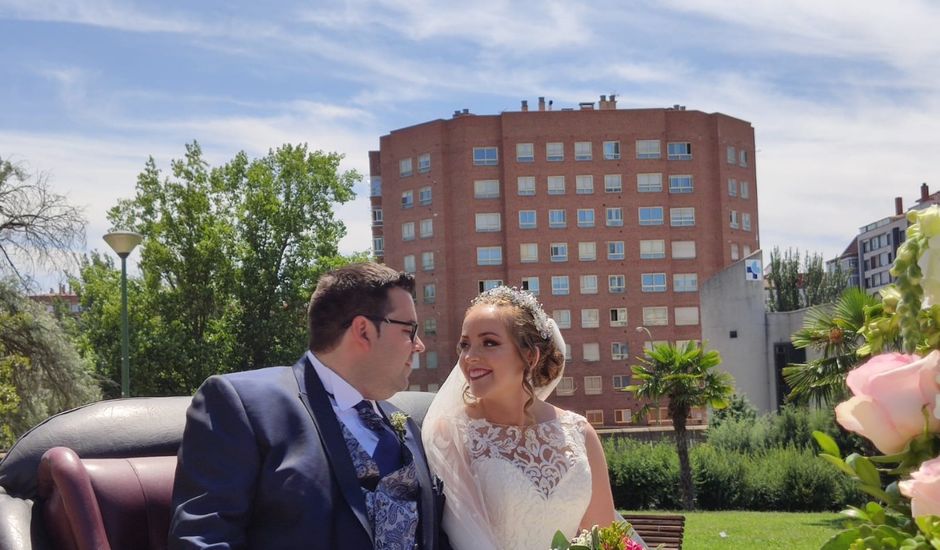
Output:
(549, 521), (652, 550)
(816, 205), (940, 548)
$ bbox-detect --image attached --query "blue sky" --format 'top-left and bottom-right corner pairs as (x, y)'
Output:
(2, 0), (939, 286)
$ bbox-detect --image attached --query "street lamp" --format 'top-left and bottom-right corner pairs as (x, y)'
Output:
(104, 231), (143, 398)
(635, 326), (653, 354)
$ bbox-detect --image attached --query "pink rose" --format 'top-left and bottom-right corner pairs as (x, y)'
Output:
(900, 456), (940, 517)
(835, 351), (940, 454)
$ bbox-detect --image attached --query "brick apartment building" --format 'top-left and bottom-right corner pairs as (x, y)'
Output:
(369, 96), (759, 429)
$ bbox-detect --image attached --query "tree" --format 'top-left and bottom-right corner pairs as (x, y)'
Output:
(782, 287), (881, 406)
(0, 156), (86, 287)
(0, 279), (100, 446)
(626, 341), (734, 510)
(767, 247), (847, 312)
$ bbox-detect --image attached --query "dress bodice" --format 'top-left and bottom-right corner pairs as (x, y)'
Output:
(446, 409), (593, 550)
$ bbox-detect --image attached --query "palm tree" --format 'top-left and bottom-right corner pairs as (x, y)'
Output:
(626, 341), (734, 510)
(782, 287), (881, 406)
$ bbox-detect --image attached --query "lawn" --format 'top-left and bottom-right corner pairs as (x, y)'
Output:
(626, 510), (846, 550)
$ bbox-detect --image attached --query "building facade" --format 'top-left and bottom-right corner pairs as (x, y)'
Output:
(370, 97), (759, 428)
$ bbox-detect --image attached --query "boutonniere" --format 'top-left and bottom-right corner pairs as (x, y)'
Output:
(389, 411), (409, 443)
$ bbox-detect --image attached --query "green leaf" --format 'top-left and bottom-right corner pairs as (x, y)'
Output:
(821, 528), (864, 550)
(848, 454), (883, 489)
(821, 453), (859, 477)
(814, 430), (842, 458)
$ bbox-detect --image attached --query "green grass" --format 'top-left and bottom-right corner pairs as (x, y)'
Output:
(626, 511), (846, 550)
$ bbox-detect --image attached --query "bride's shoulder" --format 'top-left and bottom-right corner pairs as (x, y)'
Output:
(547, 405), (589, 427)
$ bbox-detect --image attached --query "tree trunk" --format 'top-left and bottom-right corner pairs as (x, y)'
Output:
(673, 415), (695, 510)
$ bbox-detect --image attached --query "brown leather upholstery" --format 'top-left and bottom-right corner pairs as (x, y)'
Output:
(37, 447), (177, 550)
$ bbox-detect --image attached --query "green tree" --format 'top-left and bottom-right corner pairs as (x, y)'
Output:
(626, 341), (734, 510)
(767, 247), (847, 312)
(782, 287), (881, 406)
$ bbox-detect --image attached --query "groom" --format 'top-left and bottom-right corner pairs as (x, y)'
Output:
(168, 262), (448, 549)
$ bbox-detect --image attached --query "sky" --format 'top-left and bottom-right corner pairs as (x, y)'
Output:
(2, 0), (939, 289)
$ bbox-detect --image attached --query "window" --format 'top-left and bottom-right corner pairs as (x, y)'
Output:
(604, 174), (622, 193)
(373, 237), (384, 254)
(673, 273), (698, 292)
(478, 279), (502, 292)
(420, 218), (433, 238)
(636, 139), (661, 159)
(403, 254), (416, 273)
(607, 241), (625, 260)
(606, 207), (623, 227)
(577, 208), (595, 228)
(402, 222), (415, 241)
(422, 251), (435, 271)
(610, 307), (628, 326)
(520, 243), (538, 263)
(739, 150), (748, 167)
(675, 306), (699, 326)
(578, 241), (597, 261)
(643, 306), (668, 326)
(586, 410), (604, 425)
(583, 344), (600, 362)
(418, 153), (431, 173)
(637, 173), (663, 192)
(672, 240), (697, 259)
(580, 274), (598, 294)
(474, 179), (500, 198)
(475, 213), (501, 232)
(402, 190), (414, 208)
(611, 342), (629, 360)
(372, 208), (383, 225)
(743, 213), (751, 231)
(371, 176), (382, 197)
(519, 210), (537, 229)
(550, 242), (568, 262)
(614, 408), (632, 424)
(419, 186), (432, 205)
(552, 276), (570, 295)
(670, 207), (695, 227)
(727, 146), (736, 164)
(516, 143), (534, 163)
(728, 178), (737, 197)
(546, 142), (564, 162)
(556, 377), (575, 396)
(731, 243), (740, 260)
(521, 276), (540, 295)
(476, 246), (502, 266)
(426, 351), (438, 369)
(729, 210), (739, 229)
(642, 273), (667, 292)
(424, 318), (436, 335)
(639, 207), (664, 226)
(640, 239), (665, 259)
(473, 147), (498, 166)
(423, 283), (436, 303)
(584, 375), (602, 394)
(547, 176), (566, 195)
(549, 209), (567, 228)
(581, 308), (599, 328)
(603, 141), (621, 160)
(517, 176), (536, 196)
(574, 141), (592, 161)
(553, 309), (571, 329)
(667, 142), (692, 160)
(565, 344), (572, 361)
(608, 275), (625, 293)
(669, 175), (693, 193)
(740, 181), (750, 199)
(399, 158), (413, 177)
(576, 175), (594, 194)
(743, 244), (752, 256)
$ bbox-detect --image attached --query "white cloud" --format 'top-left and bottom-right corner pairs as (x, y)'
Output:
(0, 0), (203, 33)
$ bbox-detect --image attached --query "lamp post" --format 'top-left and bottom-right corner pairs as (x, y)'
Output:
(104, 231), (143, 398)
(635, 326), (653, 353)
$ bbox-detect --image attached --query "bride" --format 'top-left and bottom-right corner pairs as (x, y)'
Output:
(423, 286), (638, 549)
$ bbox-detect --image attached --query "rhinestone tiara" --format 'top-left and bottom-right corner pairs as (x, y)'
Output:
(472, 286), (553, 340)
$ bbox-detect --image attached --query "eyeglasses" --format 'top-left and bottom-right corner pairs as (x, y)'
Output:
(360, 315), (419, 343)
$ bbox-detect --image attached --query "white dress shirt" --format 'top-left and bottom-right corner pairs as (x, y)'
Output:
(306, 350), (382, 455)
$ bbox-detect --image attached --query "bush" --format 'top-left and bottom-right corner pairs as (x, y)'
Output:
(707, 415), (774, 454)
(604, 437), (680, 510)
(691, 444), (747, 509)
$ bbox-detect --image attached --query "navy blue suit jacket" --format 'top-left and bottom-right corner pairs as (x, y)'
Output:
(168, 356), (447, 549)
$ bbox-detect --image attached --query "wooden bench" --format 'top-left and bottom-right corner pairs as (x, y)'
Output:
(622, 514), (686, 550)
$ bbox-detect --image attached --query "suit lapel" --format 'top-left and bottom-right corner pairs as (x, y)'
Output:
(380, 401), (437, 550)
(292, 357), (373, 544)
